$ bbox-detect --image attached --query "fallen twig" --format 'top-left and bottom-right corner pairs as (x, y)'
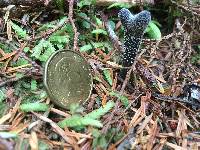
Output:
(68, 0), (79, 51)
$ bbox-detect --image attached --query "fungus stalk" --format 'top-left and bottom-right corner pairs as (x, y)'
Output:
(118, 8), (151, 77)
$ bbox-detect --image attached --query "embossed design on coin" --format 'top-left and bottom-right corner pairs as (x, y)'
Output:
(44, 50), (93, 109)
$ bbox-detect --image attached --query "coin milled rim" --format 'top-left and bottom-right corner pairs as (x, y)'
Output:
(43, 50), (93, 109)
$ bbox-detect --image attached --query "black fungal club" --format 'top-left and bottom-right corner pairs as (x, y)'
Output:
(118, 8), (151, 77)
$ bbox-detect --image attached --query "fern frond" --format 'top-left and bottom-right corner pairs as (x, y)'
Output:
(58, 115), (103, 128)
(11, 21), (27, 39)
(85, 101), (115, 119)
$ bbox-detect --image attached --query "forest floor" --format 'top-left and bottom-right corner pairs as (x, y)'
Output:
(0, 0), (200, 149)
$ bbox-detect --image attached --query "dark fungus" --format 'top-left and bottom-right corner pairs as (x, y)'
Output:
(118, 8), (151, 78)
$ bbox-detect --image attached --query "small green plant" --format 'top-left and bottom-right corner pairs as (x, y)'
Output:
(109, 91), (129, 107)
(0, 87), (6, 102)
(20, 102), (49, 112)
(31, 39), (56, 62)
(145, 21), (162, 40)
(54, 0), (65, 13)
(10, 17), (70, 63)
(31, 18), (71, 62)
(77, 0), (96, 9)
(80, 42), (110, 52)
(103, 69), (113, 86)
(11, 21), (27, 39)
(58, 101), (115, 129)
(92, 128), (125, 149)
(108, 2), (134, 9)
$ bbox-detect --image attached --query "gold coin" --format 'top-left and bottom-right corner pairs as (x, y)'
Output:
(44, 50), (93, 109)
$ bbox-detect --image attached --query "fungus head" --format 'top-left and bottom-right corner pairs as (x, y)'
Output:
(118, 8), (151, 36)
(118, 8), (151, 71)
